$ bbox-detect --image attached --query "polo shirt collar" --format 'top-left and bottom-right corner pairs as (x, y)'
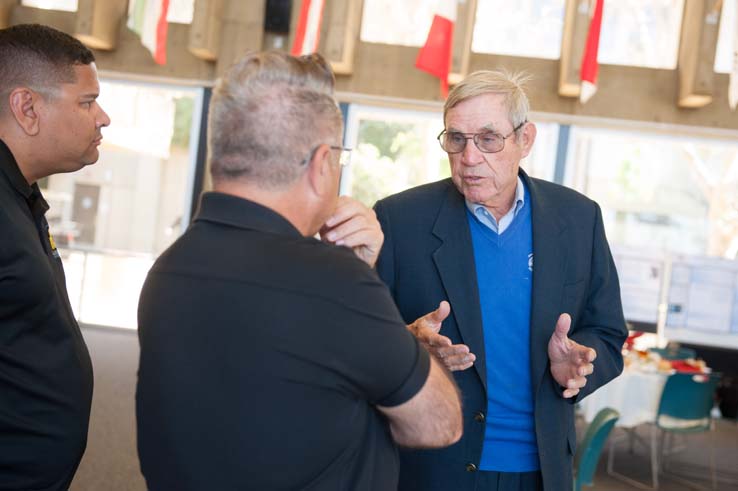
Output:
(0, 138), (34, 200)
(195, 191), (303, 238)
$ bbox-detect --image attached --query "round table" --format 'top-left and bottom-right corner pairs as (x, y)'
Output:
(579, 367), (669, 427)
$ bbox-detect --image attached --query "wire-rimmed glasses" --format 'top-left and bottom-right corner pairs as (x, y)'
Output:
(437, 121), (527, 154)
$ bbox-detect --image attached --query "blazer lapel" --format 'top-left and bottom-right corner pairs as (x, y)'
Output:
(431, 185), (487, 391)
(523, 172), (568, 396)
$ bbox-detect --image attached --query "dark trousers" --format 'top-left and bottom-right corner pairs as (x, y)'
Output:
(475, 470), (544, 491)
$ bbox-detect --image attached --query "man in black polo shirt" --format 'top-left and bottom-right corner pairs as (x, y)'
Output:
(136, 51), (463, 491)
(0, 24), (110, 490)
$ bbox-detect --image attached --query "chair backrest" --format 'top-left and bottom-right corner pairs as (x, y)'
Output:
(657, 372), (720, 424)
(574, 407), (619, 490)
(650, 346), (697, 360)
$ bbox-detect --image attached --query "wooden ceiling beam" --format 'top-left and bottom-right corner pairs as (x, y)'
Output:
(0, 0), (17, 30)
(558, 0), (590, 98)
(677, 0), (722, 108)
(214, 0), (266, 76)
(448, 0), (477, 86)
(189, 0), (225, 61)
(320, 0), (362, 75)
(74, 0), (127, 51)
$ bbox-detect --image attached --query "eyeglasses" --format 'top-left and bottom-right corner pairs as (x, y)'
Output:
(329, 145), (352, 167)
(437, 121), (527, 154)
(301, 144), (352, 167)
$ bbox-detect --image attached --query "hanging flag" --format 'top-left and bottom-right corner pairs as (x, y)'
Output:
(730, 0), (738, 110)
(415, 0), (457, 98)
(291, 0), (326, 56)
(579, 0), (604, 104)
(127, 0), (171, 65)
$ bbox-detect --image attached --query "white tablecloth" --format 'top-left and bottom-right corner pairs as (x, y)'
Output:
(578, 368), (669, 427)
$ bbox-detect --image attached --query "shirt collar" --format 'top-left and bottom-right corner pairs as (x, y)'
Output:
(0, 138), (34, 200)
(194, 192), (303, 238)
(0, 138), (49, 218)
(465, 175), (526, 217)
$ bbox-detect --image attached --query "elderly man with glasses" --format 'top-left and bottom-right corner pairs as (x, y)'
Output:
(373, 70), (627, 491)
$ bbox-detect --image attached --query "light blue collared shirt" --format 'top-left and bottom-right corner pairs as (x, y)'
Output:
(465, 176), (526, 234)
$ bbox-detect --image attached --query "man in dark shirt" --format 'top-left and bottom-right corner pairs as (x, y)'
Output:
(136, 51), (463, 491)
(0, 24), (110, 490)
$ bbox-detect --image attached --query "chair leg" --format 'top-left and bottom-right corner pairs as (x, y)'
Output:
(607, 433), (616, 473)
(651, 424), (659, 490)
(658, 425), (724, 491)
(710, 429), (716, 491)
(659, 429), (668, 473)
(606, 426), (658, 490)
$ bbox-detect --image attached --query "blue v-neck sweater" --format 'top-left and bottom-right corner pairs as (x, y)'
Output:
(467, 191), (539, 472)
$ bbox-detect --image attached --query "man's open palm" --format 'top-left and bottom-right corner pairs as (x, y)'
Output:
(548, 313), (596, 398)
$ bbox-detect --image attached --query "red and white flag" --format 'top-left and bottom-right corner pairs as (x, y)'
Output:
(127, 0), (170, 65)
(729, 0), (738, 110)
(415, 0), (457, 97)
(580, 0), (604, 104)
(291, 0), (325, 56)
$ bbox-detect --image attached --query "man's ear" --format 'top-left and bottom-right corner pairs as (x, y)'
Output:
(519, 122), (537, 159)
(306, 144), (332, 197)
(8, 88), (41, 136)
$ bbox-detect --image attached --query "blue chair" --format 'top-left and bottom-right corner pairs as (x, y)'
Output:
(650, 346), (697, 361)
(573, 407), (619, 491)
(606, 372), (720, 490)
(655, 372), (720, 490)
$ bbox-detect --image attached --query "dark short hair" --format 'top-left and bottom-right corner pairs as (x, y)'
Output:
(0, 24), (95, 115)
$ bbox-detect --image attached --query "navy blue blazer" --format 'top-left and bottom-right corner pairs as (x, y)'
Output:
(374, 171), (627, 491)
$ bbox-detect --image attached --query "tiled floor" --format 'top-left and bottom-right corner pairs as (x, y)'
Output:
(579, 417), (738, 491)
(71, 326), (738, 491)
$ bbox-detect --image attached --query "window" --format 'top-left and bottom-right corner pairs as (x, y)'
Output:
(597, 0), (684, 70)
(43, 81), (204, 329)
(342, 105), (449, 207)
(21, 0), (77, 11)
(361, 0), (566, 59)
(715, 0), (736, 74)
(565, 126), (738, 259)
(472, 0), (565, 59)
(523, 120), (558, 182)
(20, 0), (192, 21)
(167, 0), (194, 24)
(598, 0), (684, 69)
(360, 0), (437, 46)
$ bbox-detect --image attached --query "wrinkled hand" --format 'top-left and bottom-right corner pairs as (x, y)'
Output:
(408, 301), (476, 372)
(320, 196), (384, 267)
(548, 313), (596, 398)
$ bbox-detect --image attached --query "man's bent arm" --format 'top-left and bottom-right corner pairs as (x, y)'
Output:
(567, 202), (627, 401)
(377, 355), (462, 448)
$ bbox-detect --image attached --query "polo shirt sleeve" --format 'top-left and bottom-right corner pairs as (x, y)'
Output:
(317, 265), (431, 409)
(373, 327), (430, 407)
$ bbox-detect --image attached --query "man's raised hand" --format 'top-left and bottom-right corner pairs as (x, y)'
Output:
(408, 301), (475, 372)
(548, 313), (596, 398)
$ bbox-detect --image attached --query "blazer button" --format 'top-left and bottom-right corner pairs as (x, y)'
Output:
(473, 411), (485, 422)
(465, 463), (477, 472)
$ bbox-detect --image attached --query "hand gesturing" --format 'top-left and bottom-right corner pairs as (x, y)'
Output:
(548, 313), (596, 398)
(408, 301), (476, 372)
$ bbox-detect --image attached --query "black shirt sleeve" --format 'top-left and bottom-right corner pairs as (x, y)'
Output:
(300, 253), (431, 409)
(376, 339), (430, 407)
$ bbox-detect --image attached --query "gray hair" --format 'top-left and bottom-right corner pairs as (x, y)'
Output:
(208, 51), (342, 188)
(444, 69), (531, 131)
